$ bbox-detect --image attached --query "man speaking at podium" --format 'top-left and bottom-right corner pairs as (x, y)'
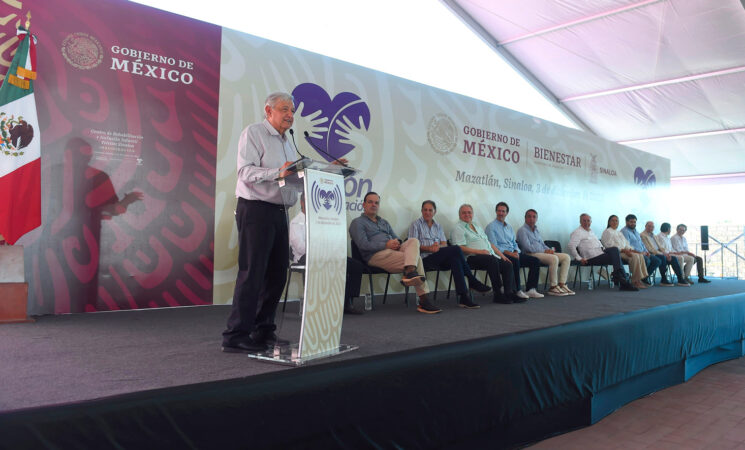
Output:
(222, 92), (298, 353)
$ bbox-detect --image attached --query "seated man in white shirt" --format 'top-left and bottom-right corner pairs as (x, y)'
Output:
(669, 223), (710, 284)
(656, 222), (690, 284)
(568, 213), (637, 291)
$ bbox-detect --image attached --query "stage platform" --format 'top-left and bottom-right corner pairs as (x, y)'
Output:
(1, 279), (744, 448)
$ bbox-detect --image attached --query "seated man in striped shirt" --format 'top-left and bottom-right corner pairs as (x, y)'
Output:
(408, 200), (491, 309)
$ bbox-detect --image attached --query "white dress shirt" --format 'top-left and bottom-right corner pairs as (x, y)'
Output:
(656, 232), (675, 253)
(289, 212), (306, 263)
(568, 226), (605, 260)
(670, 234), (690, 253)
(600, 228), (632, 250)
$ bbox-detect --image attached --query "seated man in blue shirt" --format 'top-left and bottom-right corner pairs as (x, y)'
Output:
(516, 209), (574, 296)
(408, 200), (491, 309)
(621, 214), (666, 286)
(349, 192), (441, 314)
(485, 202), (544, 298)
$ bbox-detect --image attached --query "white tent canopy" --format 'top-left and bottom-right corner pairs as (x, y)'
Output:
(443, 0), (745, 177)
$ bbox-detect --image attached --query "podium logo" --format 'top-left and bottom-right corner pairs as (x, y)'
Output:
(311, 180), (343, 215)
(291, 83), (370, 163)
(61, 32), (104, 70)
(634, 167), (656, 189)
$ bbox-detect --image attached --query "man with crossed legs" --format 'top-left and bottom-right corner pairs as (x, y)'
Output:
(408, 200), (491, 309)
(349, 192), (441, 314)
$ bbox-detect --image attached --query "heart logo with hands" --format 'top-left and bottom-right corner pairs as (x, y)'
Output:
(318, 189), (336, 210)
(634, 167), (656, 189)
(292, 83), (371, 162)
(310, 181), (343, 215)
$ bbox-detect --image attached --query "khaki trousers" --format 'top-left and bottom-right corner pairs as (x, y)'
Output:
(368, 238), (429, 295)
(678, 254), (694, 278)
(621, 252), (648, 282)
(528, 252), (571, 286)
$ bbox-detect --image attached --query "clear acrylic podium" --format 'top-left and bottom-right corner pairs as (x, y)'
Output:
(248, 158), (358, 366)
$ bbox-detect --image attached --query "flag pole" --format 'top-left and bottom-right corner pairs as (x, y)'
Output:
(0, 12), (36, 323)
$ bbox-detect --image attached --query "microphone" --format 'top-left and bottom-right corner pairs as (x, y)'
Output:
(288, 129), (310, 161)
(303, 131), (349, 167)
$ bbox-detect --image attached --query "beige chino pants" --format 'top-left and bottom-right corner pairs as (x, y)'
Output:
(527, 252), (571, 286)
(368, 238), (429, 296)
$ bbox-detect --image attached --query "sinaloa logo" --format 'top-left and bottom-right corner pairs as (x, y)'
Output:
(0, 113), (33, 156)
(61, 32), (103, 70)
(427, 113), (457, 155)
(291, 83), (371, 163)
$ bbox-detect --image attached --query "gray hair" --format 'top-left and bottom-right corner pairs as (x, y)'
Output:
(459, 204), (473, 214)
(264, 92), (294, 114)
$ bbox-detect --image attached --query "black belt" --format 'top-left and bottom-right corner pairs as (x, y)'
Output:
(239, 198), (286, 211)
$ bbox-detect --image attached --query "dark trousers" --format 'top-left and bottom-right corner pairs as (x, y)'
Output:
(646, 254), (662, 277)
(345, 257), (363, 307)
(467, 254), (515, 298)
(694, 255), (706, 278)
(657, 255), (684, 281)
(223, 199), (289, 346)
(586, 247), (625, 272)
(423, 246), (476, 295)
(505, 253), (541, 291)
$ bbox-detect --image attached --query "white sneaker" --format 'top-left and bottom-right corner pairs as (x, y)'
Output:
(516, 290), (529, 299)
(526, 288), (544, 298)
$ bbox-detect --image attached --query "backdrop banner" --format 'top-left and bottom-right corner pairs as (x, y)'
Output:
(1, 1), (669, 313)
(214, 28), (670, 303)
(0, 0), (221, 314)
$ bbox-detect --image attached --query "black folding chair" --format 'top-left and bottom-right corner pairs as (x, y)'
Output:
(569, 245), (611, 290)
(350, 240), (410, 308)
(282, 250), (305, 312)
(517, 241), (551, 291)
(423, 258), (453, 302)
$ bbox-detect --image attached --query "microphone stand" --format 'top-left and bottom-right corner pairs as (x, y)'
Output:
(303, 131), (349, 167)
(302, 131), (354, 177)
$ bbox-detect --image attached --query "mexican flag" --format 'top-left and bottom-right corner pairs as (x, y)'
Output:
(0, 26), (40, 245)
